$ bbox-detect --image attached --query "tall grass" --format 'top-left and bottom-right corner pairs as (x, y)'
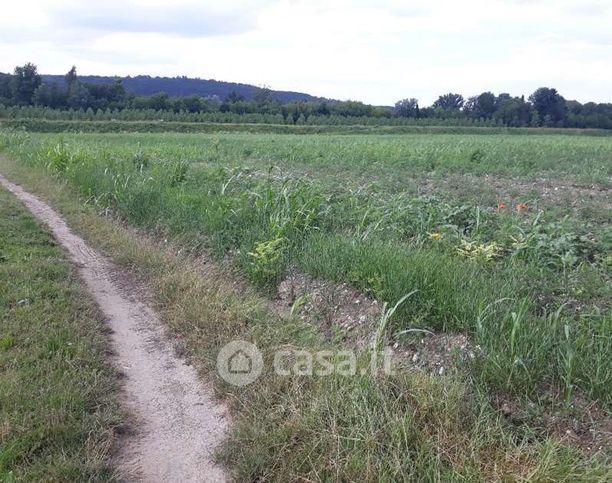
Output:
(4, 130), (612, 181)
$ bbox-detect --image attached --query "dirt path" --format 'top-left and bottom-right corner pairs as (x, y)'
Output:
(0, 175), (228, 482)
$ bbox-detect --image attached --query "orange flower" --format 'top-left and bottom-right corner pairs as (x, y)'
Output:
(516, 203), (528, 213)
(497, 203), (507, 211)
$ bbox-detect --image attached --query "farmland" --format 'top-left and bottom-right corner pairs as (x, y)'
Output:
(1, 128), (610, 480)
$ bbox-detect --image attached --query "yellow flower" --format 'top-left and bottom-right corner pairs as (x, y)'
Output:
(429, 232), (441, 241)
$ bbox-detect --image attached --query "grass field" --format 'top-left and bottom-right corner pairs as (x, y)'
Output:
(0, 187), (121, 481)
(3, 130), (611, 181)
(0, 128), (610, 479)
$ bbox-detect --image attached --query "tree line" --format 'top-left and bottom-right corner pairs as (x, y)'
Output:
(2, 63), (612, 129)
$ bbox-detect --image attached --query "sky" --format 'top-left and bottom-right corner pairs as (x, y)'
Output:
(1, 0), (611, 105)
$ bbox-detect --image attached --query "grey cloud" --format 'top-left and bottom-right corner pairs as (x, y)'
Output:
(50, 1), (263, 38)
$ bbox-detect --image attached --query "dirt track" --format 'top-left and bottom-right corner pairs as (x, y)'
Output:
(0, 174), (228, 482)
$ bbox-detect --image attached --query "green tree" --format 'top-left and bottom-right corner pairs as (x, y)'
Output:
(465, 92), (497, 119)
(315, 102), (330, 116)
(0, 73), (12, 101)
(493, 95), (531, 127)
(85, 79), (127, 110)
(62, 65), (90, 109)
(394, 98), (419, 118)
(147, 92), (170, 111)
(67, 82), (91, 110)
(33, 83), (67, 108)
(432, 93), (464, 111)
(226, 91), (245, 103)
(11, 63), (41, 104)
(529, 87), (567, 125)
(65, 65), (78, 87)
(253, 86), (273, 105)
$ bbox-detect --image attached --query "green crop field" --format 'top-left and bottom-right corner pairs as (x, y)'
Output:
(1, 128), (610, 480)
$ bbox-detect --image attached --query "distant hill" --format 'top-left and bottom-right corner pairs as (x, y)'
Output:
(40, 74), (326, 103)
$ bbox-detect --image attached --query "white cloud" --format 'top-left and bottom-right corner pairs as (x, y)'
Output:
(0, 0), (611, 105)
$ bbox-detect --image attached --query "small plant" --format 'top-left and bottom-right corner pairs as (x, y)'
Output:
(561, 323), (576, 403)
(470, 149), (485, 162)
(347, 268), (385, 298)
(290, 294), (310, 319)
(131, 148), (151, 170)
(456, 239), (499, 262)
(168, 160), (189, 186)
(247, 236), (285, 286)
(373, 290), (418, 352)
(157, 160), (189, 188)
(46, 139), (73, 173)
(0, 335), (15, 350)
(506, 217), (595, 270)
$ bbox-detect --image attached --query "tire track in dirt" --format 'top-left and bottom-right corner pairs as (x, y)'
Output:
(0, 174), (228, 482)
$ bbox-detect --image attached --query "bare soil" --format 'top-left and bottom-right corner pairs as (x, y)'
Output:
(276, 273), (381, 347)
(0, 175), (228, 482)
(275, 273), (476, 374)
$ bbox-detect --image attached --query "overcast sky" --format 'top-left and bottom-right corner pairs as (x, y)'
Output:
(1, 0), (610, 105)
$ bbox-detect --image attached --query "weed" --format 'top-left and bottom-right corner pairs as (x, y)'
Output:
(46, 139), (72, 173)
(0, 335), (15, 350)
(373, 290), (418, 351)
(456, 239), (500, 262)
(247, 236), (285, 287)
(167, 159), (188, 186)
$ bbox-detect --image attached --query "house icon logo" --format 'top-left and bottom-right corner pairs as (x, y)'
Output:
(228, 349), (252, 374)
(217, 340), (263, 386)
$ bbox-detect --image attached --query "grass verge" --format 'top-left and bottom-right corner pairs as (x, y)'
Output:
(0, 187), (121, 481)
(0, 156), (609, 480)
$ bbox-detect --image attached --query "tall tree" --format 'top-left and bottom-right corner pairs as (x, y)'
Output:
(11, 63), (41, 104)
(465, 92), (497, 119)
(0, 73), (12, 100)
(65, 65), (78, 87)
(394, 98), (419, 118)
(64, 65), (87, 109)
(494, 95), (532, 127)
(33, 82), (68, 108)
(529, 87), (567, 125)
(85, 79), (127, 110)
(432, 93), (464, 111)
